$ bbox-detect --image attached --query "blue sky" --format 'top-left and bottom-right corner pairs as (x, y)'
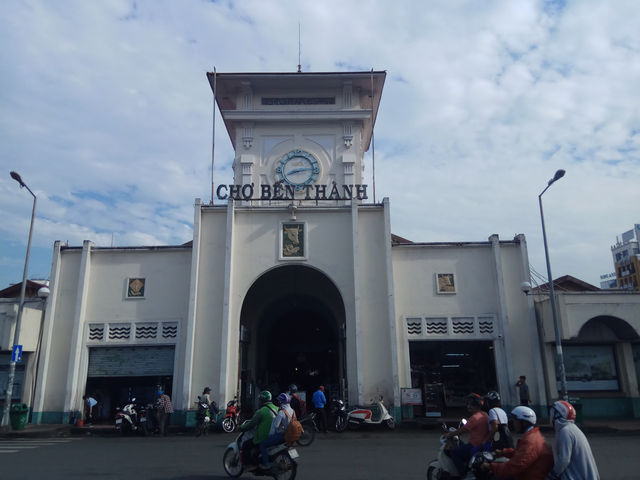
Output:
(1, 0), (639, 289)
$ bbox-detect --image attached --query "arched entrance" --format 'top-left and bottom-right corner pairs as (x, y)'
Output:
(239, 265), (346, 411)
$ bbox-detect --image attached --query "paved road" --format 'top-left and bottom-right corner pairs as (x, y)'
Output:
(2, 428), (638, 479)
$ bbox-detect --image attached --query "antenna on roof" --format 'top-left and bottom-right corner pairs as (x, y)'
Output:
(297, 22), (302, 73)
(211, 66), (217, 204)
(370, 68), (376, 203)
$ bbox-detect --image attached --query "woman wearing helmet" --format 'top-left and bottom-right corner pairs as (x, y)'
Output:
(480, 406), (553, 479)
(484, 390), (513, 450)
(445, 393), (490, 476)
(238, 390), (278, 470)
(548, 400), (600, 480)
(258, 393), (295, 470)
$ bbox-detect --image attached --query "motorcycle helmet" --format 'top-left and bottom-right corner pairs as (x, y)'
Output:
(484, 390), (501, 408)
(258, 390), (272, 403)
(466, 393), (484, 408)
(510, 406), (537, 425)
(549, 400), (576, 425)
(277, 393), (291, 405)
(288, 384), (298, 393)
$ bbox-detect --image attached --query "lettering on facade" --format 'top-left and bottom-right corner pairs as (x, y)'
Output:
(216, 183), (368, 201)
(261, 97), (335, 105)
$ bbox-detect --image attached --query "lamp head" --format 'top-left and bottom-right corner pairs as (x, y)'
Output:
(520, 282), (532, 295)
(548, 169), (566, 186)
(37, 286), (50, 299)
(10, 171), (26, 187)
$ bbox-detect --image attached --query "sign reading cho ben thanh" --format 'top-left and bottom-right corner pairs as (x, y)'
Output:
(216, 183), (368, 201)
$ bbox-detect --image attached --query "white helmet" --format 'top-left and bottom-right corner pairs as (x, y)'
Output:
(510, 406), (537, 425)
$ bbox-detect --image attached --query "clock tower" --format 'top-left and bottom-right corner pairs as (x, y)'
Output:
(208, 71), (386, 204)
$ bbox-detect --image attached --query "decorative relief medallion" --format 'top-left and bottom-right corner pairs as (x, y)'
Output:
(127, 277), (146, 298)
(281, 222), (305, 258)
(436, 273), (456, 294)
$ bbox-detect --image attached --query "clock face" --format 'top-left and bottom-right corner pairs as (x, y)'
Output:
(275, 150), (320, 190)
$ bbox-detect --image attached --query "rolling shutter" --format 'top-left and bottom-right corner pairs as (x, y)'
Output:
(87, 346), (175, 377)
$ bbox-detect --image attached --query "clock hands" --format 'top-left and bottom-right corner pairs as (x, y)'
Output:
(285, 167), (313, 175)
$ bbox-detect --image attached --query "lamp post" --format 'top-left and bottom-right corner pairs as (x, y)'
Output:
(539, 169), (569, 401)
(1, 171), (37, 430)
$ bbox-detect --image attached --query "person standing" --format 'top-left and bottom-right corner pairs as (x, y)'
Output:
(155, 389), (174, 436)
(548, 400), (600, 480)
(288, 384), (306, 419)
(82, 395), (98, 424)
(312, 385), (328, 433)
(516, 376), (531, 406)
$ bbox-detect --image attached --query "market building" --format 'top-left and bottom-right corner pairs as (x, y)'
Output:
(3, 70), (637, 425)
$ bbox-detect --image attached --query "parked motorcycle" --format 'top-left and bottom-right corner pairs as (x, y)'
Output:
(222, 397), (241, 433)
(346, 396), (395, 430)
(115, 397), (147, 435)
(331, 398), (348, 432)
(222, 429), (299, 480)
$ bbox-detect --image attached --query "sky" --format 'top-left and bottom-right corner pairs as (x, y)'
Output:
(1, 0), (639, 290)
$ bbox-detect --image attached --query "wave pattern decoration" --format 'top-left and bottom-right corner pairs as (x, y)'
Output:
(136, 324), (158, 339)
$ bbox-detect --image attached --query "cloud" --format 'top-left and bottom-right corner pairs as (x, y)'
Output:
(1, 0), (639, 289)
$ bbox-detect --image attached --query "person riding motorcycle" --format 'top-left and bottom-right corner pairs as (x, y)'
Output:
(445, 393), (490, 477)
(238, 390), (278, 470)
(480, 406), (553, 480)
(198, 387), (219, 414)
(258, 393), (295, 470)
(484, 390), (513, 450)
(547, 400), (600, 480)
(288, 384), (306, 419)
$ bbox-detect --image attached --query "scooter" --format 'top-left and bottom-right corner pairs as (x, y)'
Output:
(222, 397), (241, 433)
(346, 396), (395, 430)
(426, 420), (501, 480)
(115, 397), (145, 435)
(222, 429), (299, 480)
(331, 398), (348, 432)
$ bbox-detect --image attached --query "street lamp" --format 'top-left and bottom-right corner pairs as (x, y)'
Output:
(538, 169), (569, 401)
(1, 171), (37, 430)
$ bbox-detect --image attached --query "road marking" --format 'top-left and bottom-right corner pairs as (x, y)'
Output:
(0, 438), (80, 453)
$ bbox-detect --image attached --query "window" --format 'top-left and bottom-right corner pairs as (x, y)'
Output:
(633, 345), (640, 389)
(562, 345), (619, 391)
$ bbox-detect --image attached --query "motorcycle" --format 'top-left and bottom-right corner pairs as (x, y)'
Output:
(222, 430), (299, 480)
(331, 398), (348, 432)
(195, 399), (221, 436)
(426, 420), (501, 480)
(296, 412), (317, 447)
(346, 396), (395, 430)
(115, 397), (148, 435)
(222, 397), (241, 433)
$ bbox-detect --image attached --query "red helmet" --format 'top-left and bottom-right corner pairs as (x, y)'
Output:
(550, 400), (576, 424)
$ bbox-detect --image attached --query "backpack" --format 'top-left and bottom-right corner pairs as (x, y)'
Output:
(282, 408), (303, 445)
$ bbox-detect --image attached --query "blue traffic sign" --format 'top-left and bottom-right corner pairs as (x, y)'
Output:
(11, 344), (23, 362)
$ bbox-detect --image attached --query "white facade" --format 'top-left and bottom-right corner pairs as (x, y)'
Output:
(26, 71), (547, 424)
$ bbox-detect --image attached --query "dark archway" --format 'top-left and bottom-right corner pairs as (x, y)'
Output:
(574, 316), (639, 342)
(239, 265), (346, 410)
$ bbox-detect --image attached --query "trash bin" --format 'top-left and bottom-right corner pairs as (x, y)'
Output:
(568, 397), (583, 425)
(9, 403), (30, 430)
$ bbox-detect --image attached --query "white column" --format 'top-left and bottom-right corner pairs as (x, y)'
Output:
(32, 241), (64, 422)
(179, 198), (202, 410)
(489, 235), (516, 406)
(351, 201), (364, 404)
(62, 240), (93, 421)
(218, 200), (236, 404)
(382, 198), (401, 410)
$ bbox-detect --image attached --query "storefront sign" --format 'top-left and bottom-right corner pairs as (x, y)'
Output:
(216, 183), (368, 201)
